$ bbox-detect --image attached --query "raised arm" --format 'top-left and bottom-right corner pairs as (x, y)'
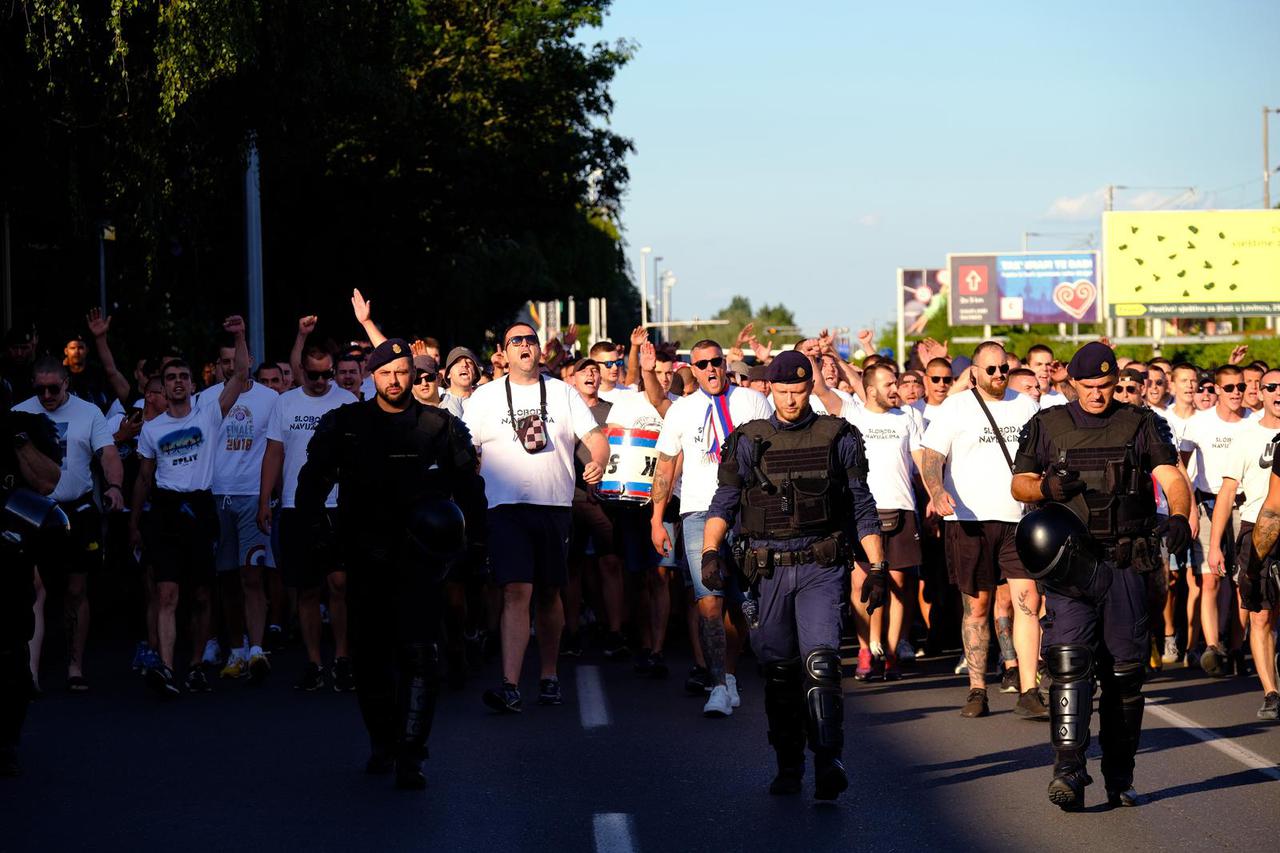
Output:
(217, 315), (250, 417)
(351, 288), (386, 347)
(86, 307), (131, 403)
(292, 314), (318, 384)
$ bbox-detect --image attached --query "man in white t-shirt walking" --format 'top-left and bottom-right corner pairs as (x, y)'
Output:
(130, 317), (249, 696)
(1209, 368), (1280, 717)
(260, 346), (359, 691)
(201, 330), (279, 682)
(464, 324), (608, 713)
(650, 339), (772, 716)
(1182, 364), (1254, 676)
(15, 358), (125, 692)
(1027, 344), (1068, 409)
(920, 341), (1045, 719)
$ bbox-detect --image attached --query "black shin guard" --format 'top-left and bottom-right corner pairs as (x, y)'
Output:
(804, 647), (844, 757)
(764, 659), (806, 770)
(1046, 643), (1094, 809)
(1098, 661), (1144, 792)
(397, 643), (440, 762)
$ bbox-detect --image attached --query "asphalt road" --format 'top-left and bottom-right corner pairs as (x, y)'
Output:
(3, 633), (1279, 853)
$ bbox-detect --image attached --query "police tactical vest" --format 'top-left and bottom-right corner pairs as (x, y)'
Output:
(737, 415), (852, 540)
(1038, 404), (1156, 543)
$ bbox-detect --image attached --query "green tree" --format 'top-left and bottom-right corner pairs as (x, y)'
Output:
(667, 295), (797, 350)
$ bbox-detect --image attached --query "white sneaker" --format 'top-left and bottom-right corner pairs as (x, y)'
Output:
(870, 641), (885, 659)
(703, 685), (733, 717)
(202, 638), (223, 666)
(1161, 636), (1179, 665)
(725, 674), (741, 708)
(896, 640), (916, 660)
(954, 657), (969, 675)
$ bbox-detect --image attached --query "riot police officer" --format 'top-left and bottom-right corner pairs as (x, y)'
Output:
(702, 351), (885, 800)
(296, 339), (487, 790)
(1011, 342), (1191, 811)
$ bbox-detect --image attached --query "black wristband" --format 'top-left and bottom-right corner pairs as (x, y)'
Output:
(868, 560), (888, 572)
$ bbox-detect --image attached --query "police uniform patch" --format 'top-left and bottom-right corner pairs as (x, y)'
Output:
(1100, 361), (1110, 373)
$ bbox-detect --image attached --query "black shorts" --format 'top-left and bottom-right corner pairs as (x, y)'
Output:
(48, 493), (104, 576)
(944, 519), (1029, 596)
(149, 489), (218, 586)
(488, 504), (572, 587)
(856, 509), (923, 574)
(277, 507), (342, 590)
(1236, 521), (1280, 613)
(571, 499), (616, 559)
(609, 502), (662, 573)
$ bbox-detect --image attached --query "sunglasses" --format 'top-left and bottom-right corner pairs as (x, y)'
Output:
(1116, 384), (1139, 394)
(927, 375), (953, 385)
(506, 334), (539, 348)
(1218, 383), (1246, 393)
(415, 372), (438, 384)
(305, 369), (334, 381)
(692, 357), (725, 370)
(1197, 385), (1217, 394)
(1150, 379), (1166, 386)
(1262, 383), (1280, 393)
(34, 383), (63, 395)
(601, 358), (626, 368)
(982, 363), (1011, 376)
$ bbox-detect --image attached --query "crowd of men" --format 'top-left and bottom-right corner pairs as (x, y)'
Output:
(2, 294), (1278, 798)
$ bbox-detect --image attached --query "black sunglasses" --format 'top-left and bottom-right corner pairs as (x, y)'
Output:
(34, 383), (63, 395)
(1263, 383), (1280, 393)
(928, 375), (953, 385)
(506, 334), (539, 348)
(1150, 379), (1166, 386)
(1116, 384), (1139, 393)
(1197, 385), (1217, 394)
(305, 369), (334, 381)
(982, 364), (1011, 376)
(692, 357), (725, 370)
(415, 372), (438, 384)
(1218, 383), (1246, 393)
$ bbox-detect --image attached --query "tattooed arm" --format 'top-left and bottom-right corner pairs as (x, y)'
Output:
(650, 451), (679, 556)
(918, 447), (956, 516)
(1253, 471), (1280, 558)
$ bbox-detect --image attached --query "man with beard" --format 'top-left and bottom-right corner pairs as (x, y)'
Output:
(296, 338), (486, 788)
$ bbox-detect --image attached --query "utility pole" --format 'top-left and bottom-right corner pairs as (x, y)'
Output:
(1266, 106), (1274, 210)
(639, 246), (651, 328)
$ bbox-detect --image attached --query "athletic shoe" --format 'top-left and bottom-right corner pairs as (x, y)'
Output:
(1014, 689), (1050, 721)
(1200, 644), (1230, 678)
(184, 667), (212, 693)
(869, 641), (885, 659)
(247, 648), (271, 683)
(954, 657), (969, 675)
(703, 684), (733, 717)
(915, 644), (929, 659)
(602, 632), (631, 660)
(201, 638), (223, 668)
(131, 642), (151, 672)
(1257, 691), (1280, 720)
(895, 640), (916, 661)
(1161, 636), (1179, 665)
(145, 664), (180, 698)
(138, 646), (162, 672)
(854, 648), (874, 682)
(960, 688), (989, 718)
(559, 630), (583, 658)
(537, 677), (563, 706)
(882, 654), (902, 682)
(1000, 665), (1020, 694)
(648, 651), (669, 679)
(266, 625), (286, 654)
(633, 649), (654, 675)
(483, 682), (523, 714)
(295, 662), (325, 692)
(685, 665), (712, 695)
(332, 657), (356, 692)
(725, 673), (742, 708)
(220, 653), (249, 680)
(1230, 649), (1252, 677)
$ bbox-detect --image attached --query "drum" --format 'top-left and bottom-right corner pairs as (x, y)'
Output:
(596, 424), (660, 503)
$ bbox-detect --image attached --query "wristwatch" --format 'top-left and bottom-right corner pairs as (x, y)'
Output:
(868, 560), (889, 572)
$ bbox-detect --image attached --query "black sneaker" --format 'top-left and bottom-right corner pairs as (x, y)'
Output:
(482, 682), (523, 714)
(648, 651), (669, 679)
(685, 665), (712, 695)
(295, 662), (325, 692)
(266, 624), (286, 654)
(332, 657), (356, 693)
(559, 630), (583, 658)
(960, 687), (989, 718)
(1014, 689), (1050, 720)
(146, 664), (180, 698)
(184, 667), (212, 693)
(1200, 644), (1230, 677)
(1258, 691), (1280, 720)
(538, 676), (563, 706)
(602, 632), (630, 660)
(633, 649), (654, 675)
(1000, 665), (1020, 694)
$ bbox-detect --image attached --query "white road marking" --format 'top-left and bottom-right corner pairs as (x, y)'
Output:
(593, 813), (637, 853)
(1146, 699), (1280, 781)
(577, 665), (611, 729)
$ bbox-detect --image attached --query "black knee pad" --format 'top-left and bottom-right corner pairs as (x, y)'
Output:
(804, 647), (843, 753)
(1046, 643), (1093, 682)
(1106, 661), (1143, 699)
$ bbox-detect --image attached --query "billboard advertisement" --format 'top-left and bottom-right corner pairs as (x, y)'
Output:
(947, 252), (1100, 326)
(899, 268), (948, 336)
(1104, 210), (1280, 317)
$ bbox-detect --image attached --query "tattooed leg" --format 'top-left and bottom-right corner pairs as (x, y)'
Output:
(961, 592), (991, 690)
(698, 598), (728, 686)
(1008, 578), (1044, 693)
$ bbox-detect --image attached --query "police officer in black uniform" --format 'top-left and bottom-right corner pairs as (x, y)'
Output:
(1011, 341), (1191, 811)
(296, 339), (486, 790)
(1, 384), (65, 777)
(702, 350), (885, 800)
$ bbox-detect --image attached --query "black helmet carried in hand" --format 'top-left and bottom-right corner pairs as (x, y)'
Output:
(404, 498), (466, 574)
(1015, 503), (1107, 596)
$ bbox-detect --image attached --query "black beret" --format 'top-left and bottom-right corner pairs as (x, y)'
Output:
(367, 338), (413, 373)
(1067, 341), (1117, 381)
(764, 350), (813, 384)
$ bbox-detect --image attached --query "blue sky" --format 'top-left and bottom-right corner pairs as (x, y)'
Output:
(591, 0), (1280, 335)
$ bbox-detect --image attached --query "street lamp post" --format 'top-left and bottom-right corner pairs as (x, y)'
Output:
(652, 254), (664, 341)
(661, 270), (677, 344)
(639, 246), (652, 329)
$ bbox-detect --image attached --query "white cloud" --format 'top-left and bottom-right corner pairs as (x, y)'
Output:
(1043, 186), (1212, 222)
(856, 213), (881, 227)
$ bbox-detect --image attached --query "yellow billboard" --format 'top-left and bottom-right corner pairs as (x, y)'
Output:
(1103, 210), (1280, 317)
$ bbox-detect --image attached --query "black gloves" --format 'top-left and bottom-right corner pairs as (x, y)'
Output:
(861, 562), (887, 616)
(701, 550), (725, 592)
(1164, 514), (1192, 556)
(1041, 470), (1087, 502)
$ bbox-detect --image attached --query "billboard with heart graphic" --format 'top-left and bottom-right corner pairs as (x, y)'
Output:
(947, 251), (1100, 326)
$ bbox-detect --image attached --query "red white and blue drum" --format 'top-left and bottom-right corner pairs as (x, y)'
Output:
(596, 425), (660, 503)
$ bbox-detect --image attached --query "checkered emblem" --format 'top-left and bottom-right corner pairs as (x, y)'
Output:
(516, 413), (548, 454)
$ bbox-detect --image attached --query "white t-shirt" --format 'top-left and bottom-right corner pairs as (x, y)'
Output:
(13, 395), (114, 502)
(1040, 390), (1069, 409)
(844, 406), (921, 511)
(921, 389), (1039, 523)
(1179, 408), (1254, 494)
(265, 384), (357, 508)
(599, 384), (639, 404)
(656, 385), (772, 514)
(138, 404), (226, 492)
(200, 382), (278, 496)
(440, 390), (469, 415)
(1221, 419), (1280, 524)
(923, 402), (945, 426)
(463, 376), (599, 508)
